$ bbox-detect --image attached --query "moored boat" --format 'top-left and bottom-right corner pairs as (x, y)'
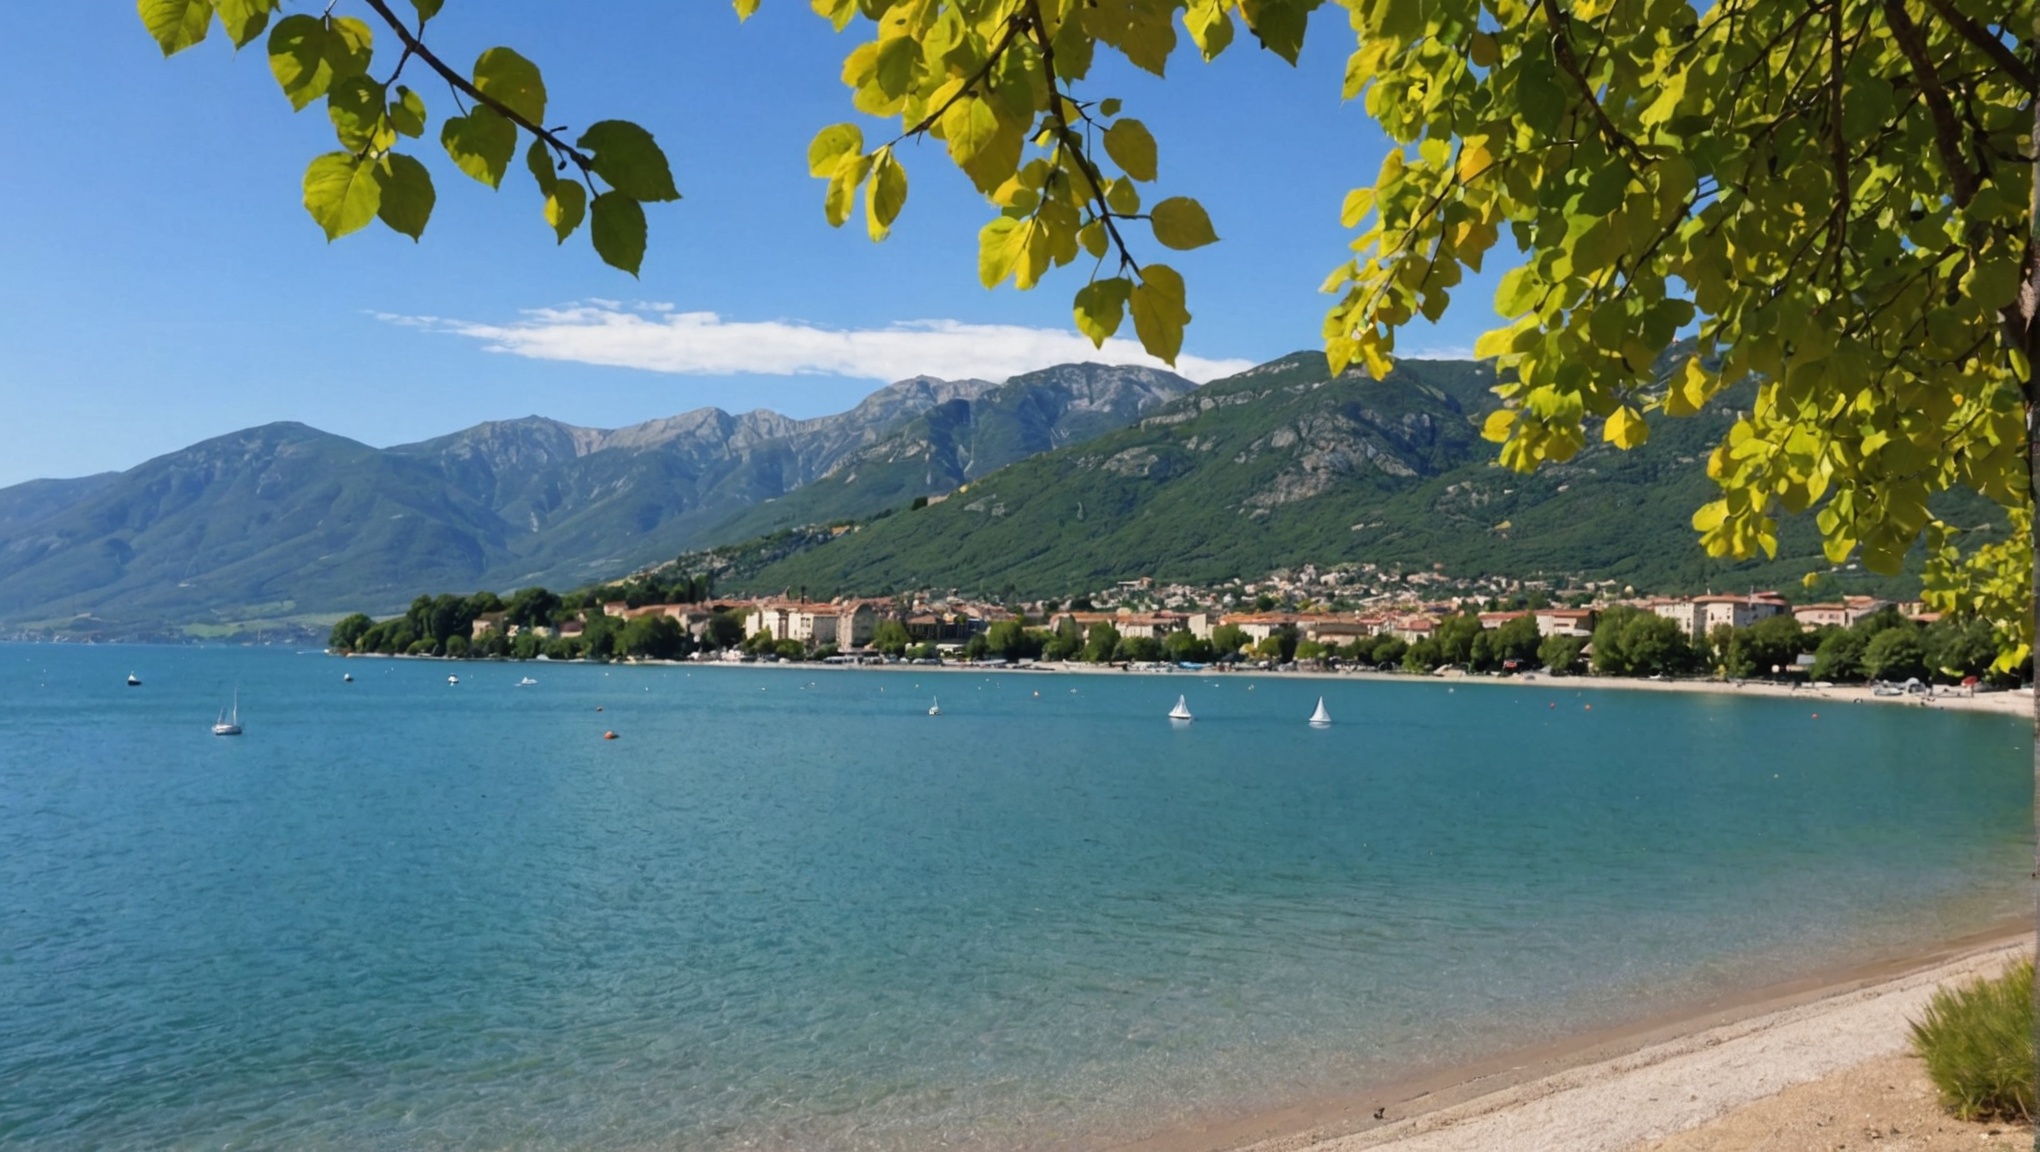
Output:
(1168, 695), (1193, 721)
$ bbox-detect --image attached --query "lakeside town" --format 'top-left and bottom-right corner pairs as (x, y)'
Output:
(328, 561), (2005, 690)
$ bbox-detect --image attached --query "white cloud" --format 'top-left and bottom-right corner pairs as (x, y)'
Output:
(1397, 344), (1476, 361)
(378, 303), (1257, 384)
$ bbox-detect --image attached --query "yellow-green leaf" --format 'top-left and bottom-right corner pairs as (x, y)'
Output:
(267, 15), (333, 110)
(941, 96), (1000, 167)
(139, 0), (212, 56)
(1130, 264), (1189, 364)
(824, 152), (872, 228)
(1074, 278), (1131, 347)
(472, 47), (547, 127)
(1604, 405), (1649, 449)
(577, 120), (681, 202)
(734, 0), (761, 18)
(303, 151), (382, 240)
(978, 217), (1021, 288)
(327, 76), (388, 152)
(389, 86), (427, 138)
(441, 106), (516, 188)
(865, 149), (907, 242)
(1103, 119), (1158, 182)
(375, 153), (435, 241)
(1339, 187), (1374, 229)
(546, 180), (587, 243)
(807, 123), (863, 178)
(590, 192), (648, 275)
(526, 139), (557, 193)
(1150, 196), (1218, 250)
(212, 0), (275, 48)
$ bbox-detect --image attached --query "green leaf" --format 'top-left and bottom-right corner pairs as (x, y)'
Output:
(547, 180), (587, 243)
(807, 123), (863, 178)
(1073, 277), (1131, 347)
(324, 17), (373, 80)
(590, 192), (648, 275)
(303, 151), (382, 240)
(1130, 264), (1189, 364)
(472, 47), (547, 127)
(138, 0), (211, 56)
(865, 149), (907, 242)
(734, 0), (761, 18)
(389, 86), (427, 138)
(526, 139), (558, 194)
(409, 0), (444, 23)
(267, 15), (333, 110)
(1149, 196), (1218, 250)
(327, 76), (388, 152)
(375, 153), (435, 240)
(213, 0), (275, 49)
(441, 106), (516, 188)
(576, 121), (681, 202)
(1103, 119), (1158, 182)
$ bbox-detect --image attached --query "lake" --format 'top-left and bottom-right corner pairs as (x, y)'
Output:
(0, 644), (2028, 1149)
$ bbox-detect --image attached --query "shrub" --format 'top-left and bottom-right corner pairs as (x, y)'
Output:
(1909, 958), (2034, 1122)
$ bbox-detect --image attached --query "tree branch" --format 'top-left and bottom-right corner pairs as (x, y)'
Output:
(1019, 0), (1141, 277)
(357, 0), (593, 170)
(1919, 0), (2038, 94)
(1882, 0), (1978, 206)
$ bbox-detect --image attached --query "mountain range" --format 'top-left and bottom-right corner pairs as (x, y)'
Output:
(723, 353), (1979, 601)
(0, 364), (1193, 634)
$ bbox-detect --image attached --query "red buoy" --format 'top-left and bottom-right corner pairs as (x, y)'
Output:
(603, 730), (618, 740)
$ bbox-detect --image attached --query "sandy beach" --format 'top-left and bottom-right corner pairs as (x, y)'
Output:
(1113, 928), (2031, 1152)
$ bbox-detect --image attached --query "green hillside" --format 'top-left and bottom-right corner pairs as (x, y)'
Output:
(730, 353), (1985, 600)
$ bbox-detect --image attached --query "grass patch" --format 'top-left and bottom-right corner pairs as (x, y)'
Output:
(1909, 957), (2034, 1123)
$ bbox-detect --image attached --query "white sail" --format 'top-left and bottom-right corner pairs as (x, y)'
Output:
(212, 689), (242, 736)
(1168, 695), (1193, 721)
(1309, 697), (1332, 726)
(928, 697), (941, 716)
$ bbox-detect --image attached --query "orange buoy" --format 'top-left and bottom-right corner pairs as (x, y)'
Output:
(1810, 713), (1819, 719)
(603, 730), (618, 740)
(1584, 704), (1592, 711)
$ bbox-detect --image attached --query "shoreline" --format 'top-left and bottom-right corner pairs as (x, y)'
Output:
(333, 648), (2038, 717)
(1106, 920), (2030, 1152)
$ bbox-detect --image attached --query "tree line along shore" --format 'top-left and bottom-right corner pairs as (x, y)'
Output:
(327, 572), (2017, 689)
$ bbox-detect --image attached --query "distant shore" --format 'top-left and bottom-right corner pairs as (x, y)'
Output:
(339, 647), (2038, 717)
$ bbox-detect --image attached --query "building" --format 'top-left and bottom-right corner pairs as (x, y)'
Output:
(1532, 607), (1598, 637)
(744, 600), (878, 649)
(1792, 596), (1890, 629)
(1652, 593), (1789, 641)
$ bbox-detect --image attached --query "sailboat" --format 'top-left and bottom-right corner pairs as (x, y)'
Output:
(342, 673), (353, 682)
(126, 672), (141, 687)
(517, 676), (538, 687)
(211, 691), (242, 736)
(928, 697), (941, 716)
(447, 674), (460, 686)
(1309, 697), (1332, 727)
(1168, 694), (1193, 721)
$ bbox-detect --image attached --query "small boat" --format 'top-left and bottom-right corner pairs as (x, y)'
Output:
(211, 691), (242, 736)
(1309, 697), (1332, 727)
(928, 697), (941, 716)
(126, 673), (141, 687)
(342, 673), (353, 682)
(1168, 695), (1193, 721)
(447, 674), (460, 686)
(518, 677), (538, 687)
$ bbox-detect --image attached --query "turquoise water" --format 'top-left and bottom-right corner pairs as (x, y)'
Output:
(0, 644), (2029, 1150)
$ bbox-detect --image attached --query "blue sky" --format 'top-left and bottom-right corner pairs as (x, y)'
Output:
(0, 2), (1503, 487)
